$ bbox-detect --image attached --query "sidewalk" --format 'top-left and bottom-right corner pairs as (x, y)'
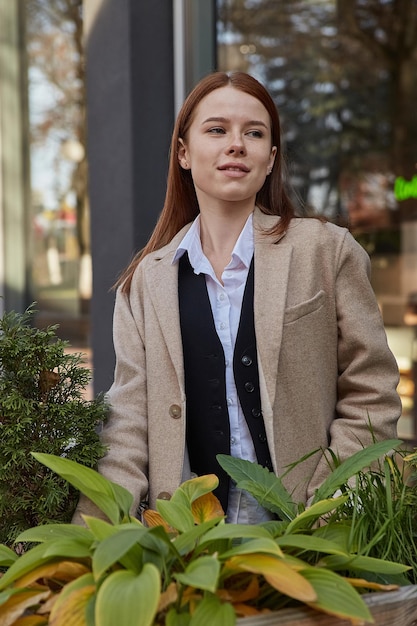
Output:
(64, 345), (93, 401)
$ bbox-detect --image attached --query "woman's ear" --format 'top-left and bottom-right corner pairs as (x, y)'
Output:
(267, 146), (277, 174)
(178, 138), (190, 170)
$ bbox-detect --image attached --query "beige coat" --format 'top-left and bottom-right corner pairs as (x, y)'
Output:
(74, 209), (401, 522)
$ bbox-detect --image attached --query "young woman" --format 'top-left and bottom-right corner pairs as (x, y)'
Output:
(74, 71), (401, 524)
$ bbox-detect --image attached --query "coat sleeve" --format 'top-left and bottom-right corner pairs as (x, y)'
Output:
(306, 230), (402, 501)
(72, 284), (149, 524)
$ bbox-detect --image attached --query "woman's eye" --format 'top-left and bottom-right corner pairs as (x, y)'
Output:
(208, 127), (225, 134)
(247, 130), (263, 138)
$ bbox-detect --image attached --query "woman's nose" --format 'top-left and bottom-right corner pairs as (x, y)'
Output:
(227, 140), (246, 155)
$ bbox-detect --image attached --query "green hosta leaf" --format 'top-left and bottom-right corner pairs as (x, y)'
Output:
(166, 609), (191, 626)
(156, 499), (195, 533)
(175, 555), (221, 593)
(0, 545), (18, 567)
(220, 537), (283, 559)
(199, 523), (271, 546)
(217, 455), (296, 520)
(173, 517), (222, 556)
(16, 523), (93, 544)
(173, 474), (219, 505)
(189, 594), (235, 626)
(92, 528), (147, 578)
(276, 534), (348, 556)
(313, 522), (352, 552)
(0, 542), (51, 589)
(320, 554), (410, 575)
(31, 452), (133, 524)
(83, 516), (119, 540)
(285, 496), (348, 533)
(95, 563), (160, 626)
(312, 439), (401, 504)
(301, 566), (372, 622)
(42, 539), (93, 559)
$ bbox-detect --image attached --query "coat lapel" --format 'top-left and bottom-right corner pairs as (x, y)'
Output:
(253, 211), (292, 411)
(144, 228), (191, 386)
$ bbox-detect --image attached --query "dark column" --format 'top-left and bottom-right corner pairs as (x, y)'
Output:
(84, 0), (174, 393)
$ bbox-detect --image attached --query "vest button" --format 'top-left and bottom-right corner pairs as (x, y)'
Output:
(258, 433), (267, 443)
(251, 408), (262, 418)
(211, 404), (222, 412)
(169, 404), (182, 419)
(245, 381), (255, 393)
(241, 355), (252, 366)
(157, 491), (172, 501)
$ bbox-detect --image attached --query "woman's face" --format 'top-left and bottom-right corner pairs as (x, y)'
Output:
(178, 86), (277, 212)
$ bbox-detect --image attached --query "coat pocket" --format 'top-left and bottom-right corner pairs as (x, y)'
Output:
(284, 290), (326, 325)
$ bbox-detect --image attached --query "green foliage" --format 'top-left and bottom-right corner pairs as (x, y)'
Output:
(0, 452), (409, 625)
(324, 449), (417, 585)
(0, 304), (108, 546)
(220, 439), (417, 587)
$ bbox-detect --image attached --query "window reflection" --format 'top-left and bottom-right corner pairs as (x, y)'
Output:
(217, 0), (417, 443)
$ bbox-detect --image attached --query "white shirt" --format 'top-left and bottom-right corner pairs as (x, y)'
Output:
(173, 213), (273, 524)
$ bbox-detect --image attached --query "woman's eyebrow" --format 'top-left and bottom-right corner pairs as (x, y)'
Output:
(201, 116), (268, 128)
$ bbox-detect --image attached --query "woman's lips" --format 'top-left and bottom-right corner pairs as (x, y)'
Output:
(218, 162), (250, 176)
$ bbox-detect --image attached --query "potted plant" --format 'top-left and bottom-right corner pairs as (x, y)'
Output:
(0, 438), (414, 625)
(0, 304), (108, 547)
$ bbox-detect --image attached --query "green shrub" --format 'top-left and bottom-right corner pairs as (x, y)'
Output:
(0, 304), (108, 546)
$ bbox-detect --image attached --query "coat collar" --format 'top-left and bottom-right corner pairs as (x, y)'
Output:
(144, 208), (292, 407)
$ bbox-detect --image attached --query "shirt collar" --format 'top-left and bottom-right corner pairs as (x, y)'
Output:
(172, 213), (254, 273)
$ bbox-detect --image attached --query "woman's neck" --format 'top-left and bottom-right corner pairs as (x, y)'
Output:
(199, 206), (254, 282)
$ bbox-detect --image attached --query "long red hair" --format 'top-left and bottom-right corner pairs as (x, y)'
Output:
(119, 71), (296, 292)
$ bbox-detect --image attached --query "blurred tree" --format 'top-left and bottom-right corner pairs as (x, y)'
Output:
(217, 0), (417, 221)
(25, 0), (90, 299)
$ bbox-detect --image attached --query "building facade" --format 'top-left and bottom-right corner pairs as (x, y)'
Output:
(1, 0), (416, 440)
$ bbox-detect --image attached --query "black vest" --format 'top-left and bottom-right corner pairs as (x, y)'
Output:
(178, 253), (273, 512)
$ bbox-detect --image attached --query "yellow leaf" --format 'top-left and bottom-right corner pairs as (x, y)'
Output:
(233, 603), (268, 617)
(346, 577), (399, 592)
(191, 493), (224, 524)
(36, 593), (58, 615)
(157, 582), (178, 613)
(0, 589), (50, 626)
(48, 573), (94, 619)
(226, 554), (317, 603)
(180, 586), (203, 610)
(216, 576), (259, 603)
(142, 509), (173, 533)
(181, 474), (219, 496)
(15, 562), (90, 589)
(49, 584), (95, 626)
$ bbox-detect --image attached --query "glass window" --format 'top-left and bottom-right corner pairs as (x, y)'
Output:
(25, 1), (90, 345)
(217, 0), (417, 442)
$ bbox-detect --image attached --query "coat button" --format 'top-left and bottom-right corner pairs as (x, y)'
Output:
(157, 491), (171, 501)
(245, 382), (255, 393)
(169, 404), (181, 419)
(241, 355), (252, 366)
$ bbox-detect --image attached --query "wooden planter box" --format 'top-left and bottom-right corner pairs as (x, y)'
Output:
(236, 585), (417, 626)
